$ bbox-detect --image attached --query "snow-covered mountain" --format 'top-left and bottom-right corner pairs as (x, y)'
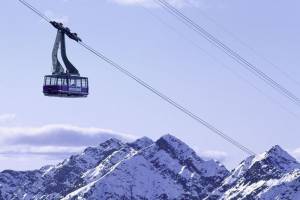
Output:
(207, 145), (300, 200)
(0, 134), (299, 200)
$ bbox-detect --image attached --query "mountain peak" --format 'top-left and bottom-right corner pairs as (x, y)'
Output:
(222, 145), (300, 187)
(156, 134), (196, 161)
(128, 136), (153, 150)
(157, 134), (188, 148)
(266, 145), (295, 161)
(99, 138), (124, 148)
(210, 145), (300, 200)
(269, 145), (283, 152)
(240, 145), (299, 172)
(261, 145), (300, 172)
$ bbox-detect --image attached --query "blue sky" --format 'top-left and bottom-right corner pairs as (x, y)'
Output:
(1, 0), (300, 170)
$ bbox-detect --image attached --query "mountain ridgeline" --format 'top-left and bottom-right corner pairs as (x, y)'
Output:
(0, 135), (299, 200)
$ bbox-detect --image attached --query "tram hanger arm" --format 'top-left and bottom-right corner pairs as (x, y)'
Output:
(50, 21), (82, 42)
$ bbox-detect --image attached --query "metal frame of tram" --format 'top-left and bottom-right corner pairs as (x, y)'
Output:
(43, 75), (89, 97)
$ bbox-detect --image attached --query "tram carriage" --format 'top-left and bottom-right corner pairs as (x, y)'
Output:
(43, 75), (88, 97)
(43, 21), (89, 98)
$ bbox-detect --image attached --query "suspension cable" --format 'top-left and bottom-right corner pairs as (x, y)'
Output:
(16, 0), (255, 155)
(182, 1), (300, 87)
(138, 3), (299, 118)
(79, 41), (255, 155)
(18, 0), (51, 22)
(154, 0), (300, 107)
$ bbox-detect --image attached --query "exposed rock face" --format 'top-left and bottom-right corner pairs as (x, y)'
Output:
(0, 135), (299, 200)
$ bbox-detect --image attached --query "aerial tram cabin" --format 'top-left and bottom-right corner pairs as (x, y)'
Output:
(43, 21), (89, 98)
(43, 75), (88, 97)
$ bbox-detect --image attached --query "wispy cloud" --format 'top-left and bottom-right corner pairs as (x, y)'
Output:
(0, 124), (136, 169)
(0, 124), (135, 146)
(0, 114), (16, 123)
(0, 145), (84, 156)
(199, 150), (228, 162)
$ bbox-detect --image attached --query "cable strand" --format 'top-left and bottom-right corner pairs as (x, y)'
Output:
(155, 0), (300, 106)
(79, 41), (255, 155)
(18, 0), (51, 22)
